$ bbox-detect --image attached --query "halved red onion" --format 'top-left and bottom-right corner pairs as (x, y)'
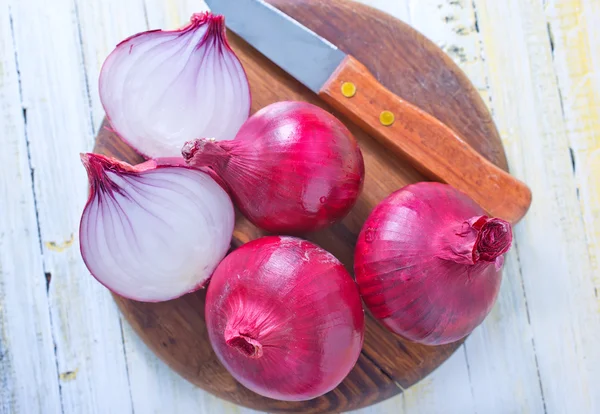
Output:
(79, 153), (234, 302)
(99, 12), (251, 158)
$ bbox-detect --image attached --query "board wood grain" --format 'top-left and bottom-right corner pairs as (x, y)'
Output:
(92, 0), (511, 412)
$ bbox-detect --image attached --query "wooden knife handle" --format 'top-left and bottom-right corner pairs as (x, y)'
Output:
(319, 55), (531, 224)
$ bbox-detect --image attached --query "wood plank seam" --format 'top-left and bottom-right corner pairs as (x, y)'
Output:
(471, 2), (553, 410)
(479, 5), (549, 404)
(7, 7), (44, 266)
(72, 0), (96, 137)
(511, 236), (548, 414)
(474, 0), (598, 412)
(470, 0), (495, 115)
(460, 345), (476, 404)
(142, 0), (151, 28)
(472, 3), (549, 412)
(118, 319), (136, 410)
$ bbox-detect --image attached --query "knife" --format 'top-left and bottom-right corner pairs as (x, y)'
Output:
(205, 0), (532, 224)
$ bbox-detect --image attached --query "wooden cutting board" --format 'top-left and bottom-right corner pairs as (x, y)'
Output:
(93, 0), (510, 412)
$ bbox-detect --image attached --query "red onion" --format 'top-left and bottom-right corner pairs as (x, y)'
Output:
(354, 182), (512, 345)
(206, 236), (364, 401)
(182, 101), (365, 233)
(79, 153), (234, 302)
(99, 12), (250, 158)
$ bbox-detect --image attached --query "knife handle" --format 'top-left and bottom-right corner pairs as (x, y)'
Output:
(319, 55), (531, 224)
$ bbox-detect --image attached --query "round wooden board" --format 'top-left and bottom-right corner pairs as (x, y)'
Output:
(93, 0), (508, 412)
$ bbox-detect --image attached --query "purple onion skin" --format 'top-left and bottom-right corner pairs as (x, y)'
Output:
(183, 101), (365, 234)
(206, 236), (365, 401)
(354, 182), (512, 345)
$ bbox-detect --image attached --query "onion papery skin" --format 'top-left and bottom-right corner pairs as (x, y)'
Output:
(354, 182), (513, 345)
(205, 236), (365, 401)
(183, 101), (365, 234)
(99, 12), (251, 158)
(79, 153), (234, 302)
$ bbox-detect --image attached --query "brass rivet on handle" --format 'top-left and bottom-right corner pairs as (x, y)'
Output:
(341, 82), (357, 98)
(380, 110), (395, 126)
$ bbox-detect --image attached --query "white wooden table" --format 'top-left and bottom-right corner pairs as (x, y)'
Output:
(1, 0), (598, 413)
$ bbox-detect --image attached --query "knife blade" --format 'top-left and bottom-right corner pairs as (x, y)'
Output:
(205, 0), (531, 223)
(206, 0), (345, 93)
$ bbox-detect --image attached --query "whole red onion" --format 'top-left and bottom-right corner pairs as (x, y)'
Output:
(354, 182), (512, 345)
(205, 236), (365, 401)
(182, 101), (365, 234)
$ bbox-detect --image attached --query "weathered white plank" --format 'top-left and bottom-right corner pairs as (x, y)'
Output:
(144, 0), (209, 30)
(543, 0), (600, 408)
(407, 0), (490, 103)
(7, 0), (134, 412)
(406, 1), (546, 413)
(545, 0), (600, 308)
(121, 322), (260, 414)
(350, 346), (477, 414)
(464, 249), (545, 413)
(400, 347), (475, 414)
(0, 2), (62, 413)
(475, 0), (600, 413)
(74, 0), (148, 133)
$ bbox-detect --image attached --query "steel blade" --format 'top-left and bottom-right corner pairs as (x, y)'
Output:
(205, 0), (346, 92)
